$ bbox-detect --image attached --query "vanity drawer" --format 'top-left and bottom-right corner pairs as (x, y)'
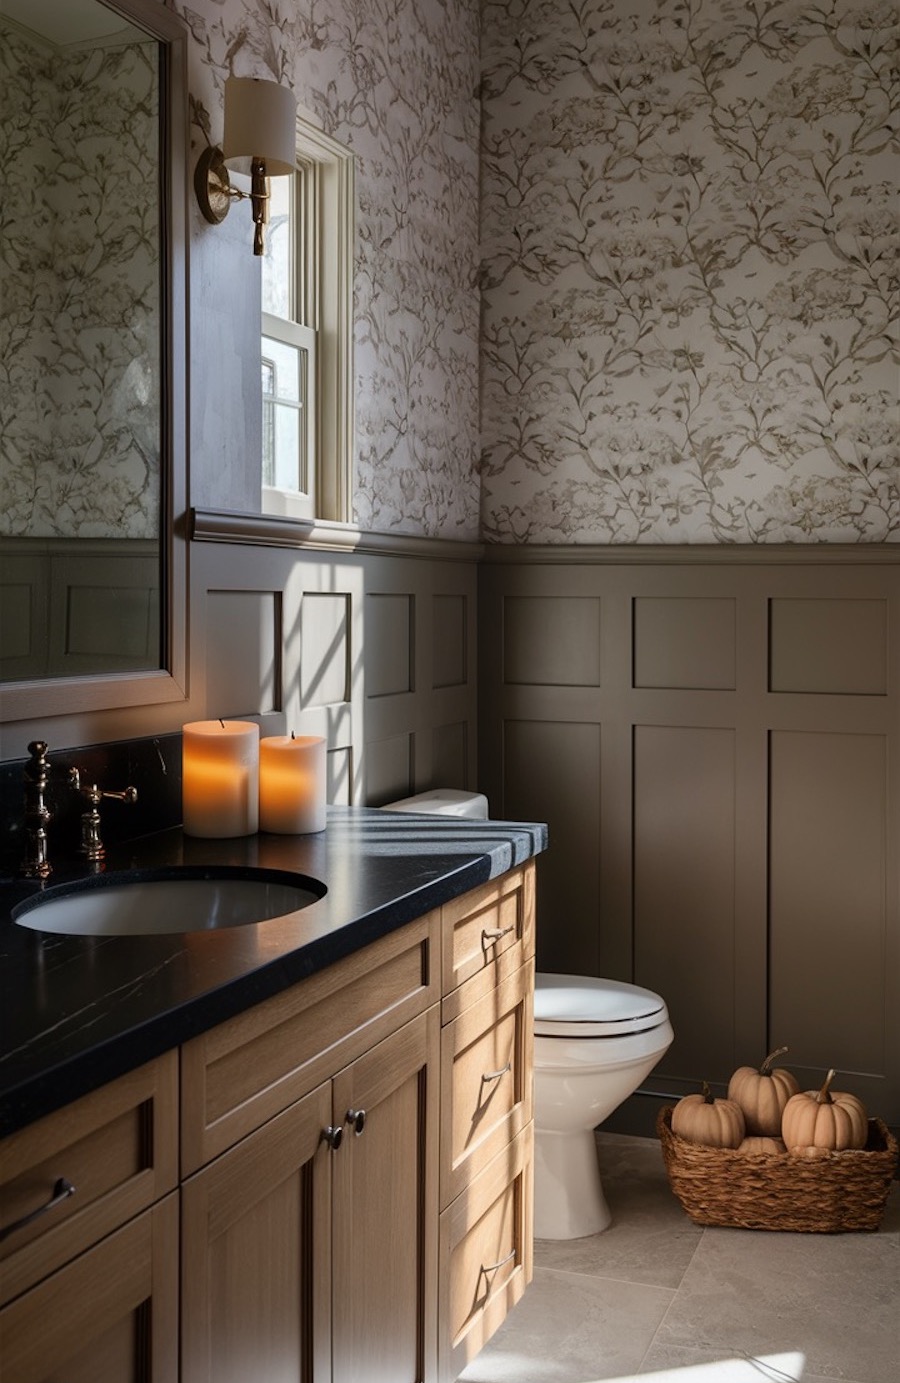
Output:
(441, 960), (533, 1207)
(0, 1052), (178, 1307)
(181, 911), (439, 1172)
(438, 1123), (533, 1383)
(0, 1194), (178, 1383)
(441, 862), (535, 1015)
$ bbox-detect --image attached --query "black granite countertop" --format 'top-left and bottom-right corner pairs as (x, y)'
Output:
(0, 807), (546, 1138)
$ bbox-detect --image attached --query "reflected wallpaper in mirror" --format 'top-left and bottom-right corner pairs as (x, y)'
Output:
(0, 0), (162, 681)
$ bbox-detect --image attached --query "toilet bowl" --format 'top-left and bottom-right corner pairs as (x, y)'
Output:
(379, 790), (673, 1241)
(533, 973), (673, 1239)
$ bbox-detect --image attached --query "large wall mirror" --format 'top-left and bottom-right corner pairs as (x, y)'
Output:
(0, 0), (187, 720)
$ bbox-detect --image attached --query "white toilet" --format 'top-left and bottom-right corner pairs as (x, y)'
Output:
(379, 789), (674, 1241)
(533, 973), (673, 1239)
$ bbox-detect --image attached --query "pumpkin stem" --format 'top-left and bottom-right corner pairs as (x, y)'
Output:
(816, 1068), (836, 1105)
(759, 1045), (789, 1075)
(700, 1079), (714, 1104)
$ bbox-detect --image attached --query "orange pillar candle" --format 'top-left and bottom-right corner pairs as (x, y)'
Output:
(182, 720), (260, 837)
(259, 735), (326, 834)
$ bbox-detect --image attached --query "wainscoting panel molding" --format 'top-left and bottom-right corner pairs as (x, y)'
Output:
(479, 552), (900, 1125)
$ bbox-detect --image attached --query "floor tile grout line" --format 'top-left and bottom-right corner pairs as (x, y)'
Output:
(531, 1260), (679, 1297)
(634, 1225), (709, 1374)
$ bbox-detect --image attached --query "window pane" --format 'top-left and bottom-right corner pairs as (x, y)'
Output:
(262, 335), (307, 494)
(262, 176), (292, 319)
(262, 335), (302, 402)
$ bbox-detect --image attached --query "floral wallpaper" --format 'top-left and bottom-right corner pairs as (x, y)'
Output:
(175, 0), (482, 540)
(479, 0), (899, 544)
(0, 20), (160, 539)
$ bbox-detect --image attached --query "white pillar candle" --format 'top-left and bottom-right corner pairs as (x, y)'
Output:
(182, 720), (259, 838)
(259, 735), (326, 834)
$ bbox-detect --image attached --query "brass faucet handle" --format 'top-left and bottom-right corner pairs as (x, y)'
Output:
(68, 769), (138, 861)
(68, 768), (138, 804)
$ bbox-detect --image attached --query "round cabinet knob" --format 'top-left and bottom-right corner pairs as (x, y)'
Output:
(322, 1125), (343, 1151)
(345, 1108), (366, 1136)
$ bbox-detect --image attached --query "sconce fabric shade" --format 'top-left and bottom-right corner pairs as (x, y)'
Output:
(223, 76), (297, 176)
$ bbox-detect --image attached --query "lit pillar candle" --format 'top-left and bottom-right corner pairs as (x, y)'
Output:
(259, 735), (326, 834)
(182, 720), (259, 838)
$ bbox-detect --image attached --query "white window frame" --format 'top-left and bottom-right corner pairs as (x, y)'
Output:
(261, 115), (355, 525)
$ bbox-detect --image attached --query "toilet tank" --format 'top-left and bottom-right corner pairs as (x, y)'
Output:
(380, 789), (489, 820)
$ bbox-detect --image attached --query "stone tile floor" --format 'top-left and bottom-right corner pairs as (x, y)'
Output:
(458, 1132), (899, 1383)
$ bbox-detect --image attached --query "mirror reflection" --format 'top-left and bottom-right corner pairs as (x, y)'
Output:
(0, 0), (163, 682)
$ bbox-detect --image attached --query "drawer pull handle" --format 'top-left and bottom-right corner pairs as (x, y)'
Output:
(322, 1125), (344, 1151)
(481, 925), (514, 951)
(480, 1248), (516, 1281)
(345, 1108), (367, 1136)
(1, 1177), (76, 1242)
(481, 1062), (511, 1085)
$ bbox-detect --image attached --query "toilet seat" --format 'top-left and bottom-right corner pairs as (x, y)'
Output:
(534, 973), (668, 1038)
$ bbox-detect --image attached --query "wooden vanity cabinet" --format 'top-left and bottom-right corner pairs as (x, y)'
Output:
(0, 861), (537, 1383)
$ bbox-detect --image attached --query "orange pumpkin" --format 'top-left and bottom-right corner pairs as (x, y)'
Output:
(738, 1135), (785, 1155)
(672, 1081), (745, 1148)
(780, 1069), (868, 1152)
(727, 1046), (799, 1135)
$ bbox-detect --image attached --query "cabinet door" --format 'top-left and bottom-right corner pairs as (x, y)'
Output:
(0, 1194), (178, 1383)
(181, 1080), (332, 1383)
(332, 1006), (440, 1383)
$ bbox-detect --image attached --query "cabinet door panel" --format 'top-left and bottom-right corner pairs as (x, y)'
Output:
(181, 1081), (332, 1383)
(332, 1007), (440, 1383)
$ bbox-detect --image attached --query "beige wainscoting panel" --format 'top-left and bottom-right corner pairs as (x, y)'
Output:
(633, 597), (736, 690)
(503, 718), (602, 975)
(327, 744), (353, 805)
(366, 593), (413, 697)
(432, 720), (468, 788)
(769, 597), (888, 694)
(301, 591), (352, 708)
(364, 556), (478, 800)
(503, 595), (602, 687)
(633, 724), (737, 1082)
(433, 593), (467, 688)
(479, 551), (899, 1128)
(206, 589), (280, 716)
(365, 730), (414, 804)
(769, 729), (889, 1098)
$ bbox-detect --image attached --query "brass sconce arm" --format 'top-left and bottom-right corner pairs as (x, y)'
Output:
(194, 147), (271, 256)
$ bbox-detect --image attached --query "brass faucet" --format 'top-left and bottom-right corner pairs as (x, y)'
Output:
(21, 741), (53, 878)
(68, 769), (138, 863)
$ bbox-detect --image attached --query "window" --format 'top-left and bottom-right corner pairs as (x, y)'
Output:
(261, 117), (354, 524)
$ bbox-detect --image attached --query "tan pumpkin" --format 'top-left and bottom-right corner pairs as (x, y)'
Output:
(672, 1081), (745, 1148)
(727, 1046), (799, 1135)
(738, 1135), (785, 1155)
(780, 1069), (868, 1152)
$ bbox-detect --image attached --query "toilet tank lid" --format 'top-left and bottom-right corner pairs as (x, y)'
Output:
(534, 973), (669, 1037)
(379, 789), (489, 819)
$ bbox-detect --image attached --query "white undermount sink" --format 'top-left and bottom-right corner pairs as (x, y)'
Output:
(13, 867), (326, 937)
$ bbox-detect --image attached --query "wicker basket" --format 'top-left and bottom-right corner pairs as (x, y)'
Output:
(657, 1106), (898, 1232)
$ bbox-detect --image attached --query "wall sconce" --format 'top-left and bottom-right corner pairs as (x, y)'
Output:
(195, 76), (297, 256)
